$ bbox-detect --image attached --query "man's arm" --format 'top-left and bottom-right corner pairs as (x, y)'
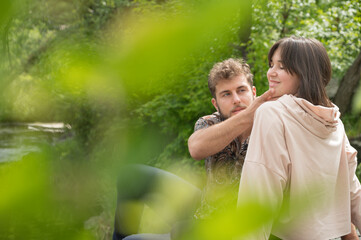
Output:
(188, 89), (274, 160)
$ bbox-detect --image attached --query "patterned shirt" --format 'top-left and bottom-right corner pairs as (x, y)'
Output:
(193, 112), (249, 219)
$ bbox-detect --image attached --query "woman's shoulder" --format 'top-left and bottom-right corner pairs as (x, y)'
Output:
(256, 97), (286, 114)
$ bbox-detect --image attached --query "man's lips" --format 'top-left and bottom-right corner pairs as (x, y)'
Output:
(232, 106), (246, 113)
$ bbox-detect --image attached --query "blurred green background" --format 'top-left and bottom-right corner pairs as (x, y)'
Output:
(0, 0), (360, 239)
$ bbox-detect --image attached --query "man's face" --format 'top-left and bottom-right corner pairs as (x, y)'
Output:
(211, 75), (256, 119)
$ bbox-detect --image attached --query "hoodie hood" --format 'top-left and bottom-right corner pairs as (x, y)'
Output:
(278, 95), (340, 139)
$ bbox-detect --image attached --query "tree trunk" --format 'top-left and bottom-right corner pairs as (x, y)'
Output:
(280, 1), (292, 38)
(350, 135), (361, 165)
(231, 1), (252, 60)
(333, 50), (361, 115)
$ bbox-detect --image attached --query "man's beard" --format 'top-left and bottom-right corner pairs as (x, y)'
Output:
(216, 102), (249, 120)
(216, 103), (229, 120)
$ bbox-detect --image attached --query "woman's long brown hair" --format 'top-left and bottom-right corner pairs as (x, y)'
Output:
(268, 36), (333, 107)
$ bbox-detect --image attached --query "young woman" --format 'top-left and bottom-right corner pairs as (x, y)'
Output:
(238, 36), (361, 239)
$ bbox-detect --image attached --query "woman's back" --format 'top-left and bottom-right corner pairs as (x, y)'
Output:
(238, 95), (361, 239)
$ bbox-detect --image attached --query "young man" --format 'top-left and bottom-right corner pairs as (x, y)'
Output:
(188, 58), (273, 218)
(188, 58), (272, 160)
(113, 58), (273, 240)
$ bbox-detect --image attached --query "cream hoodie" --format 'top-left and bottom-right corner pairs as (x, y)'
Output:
(238, 95), (361, 240)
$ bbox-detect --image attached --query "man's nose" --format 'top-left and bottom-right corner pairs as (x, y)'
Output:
(233, 94), (241, 104)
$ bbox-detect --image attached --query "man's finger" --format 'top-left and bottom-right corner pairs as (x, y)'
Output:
(258, 88), (275, 102)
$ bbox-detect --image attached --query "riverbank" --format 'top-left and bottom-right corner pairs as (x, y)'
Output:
(0, 122), (72, 162)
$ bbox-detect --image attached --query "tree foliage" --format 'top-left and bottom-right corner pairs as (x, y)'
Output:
(0, 1), (361, 239)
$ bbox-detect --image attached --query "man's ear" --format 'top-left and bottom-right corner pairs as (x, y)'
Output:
(211, 98), (219, 112)
(252, 86), (257, 98)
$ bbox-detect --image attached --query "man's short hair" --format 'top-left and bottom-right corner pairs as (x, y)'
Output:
(208, 58), (253, 98)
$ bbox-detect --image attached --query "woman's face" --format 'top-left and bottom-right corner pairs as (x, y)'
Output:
(267, 48), (300, 98)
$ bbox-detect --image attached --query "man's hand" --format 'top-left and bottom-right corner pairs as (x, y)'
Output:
(341, 224), (359, 240)
(243, 88), (275, 122)
(246, 88), (275, 116)
(239, 88), (275, 139)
